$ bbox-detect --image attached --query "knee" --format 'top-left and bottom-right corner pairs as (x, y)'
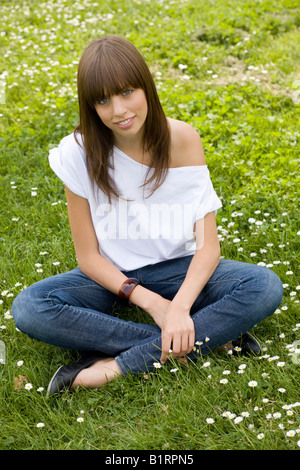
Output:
(253, 266), (283, 315)
(12, 286), (39, 335)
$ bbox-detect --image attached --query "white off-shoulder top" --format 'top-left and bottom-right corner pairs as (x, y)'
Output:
(49, 132), (222, 271)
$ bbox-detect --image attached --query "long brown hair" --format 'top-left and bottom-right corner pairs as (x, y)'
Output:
(75, 35), (170, 202)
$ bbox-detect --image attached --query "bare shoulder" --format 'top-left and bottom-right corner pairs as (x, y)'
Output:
(167, 117), (206, 167)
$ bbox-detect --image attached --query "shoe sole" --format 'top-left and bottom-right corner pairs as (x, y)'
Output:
(46, 365), (65, 397)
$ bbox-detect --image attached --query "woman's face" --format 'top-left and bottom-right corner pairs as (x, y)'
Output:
(94, 88), (148, 144)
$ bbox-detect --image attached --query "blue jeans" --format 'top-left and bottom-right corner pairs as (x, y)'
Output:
(12, 257), (283, 376)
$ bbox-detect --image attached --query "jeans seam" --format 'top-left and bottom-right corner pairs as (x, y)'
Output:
(52, 302), (159, 337)
(119, 335), (161, 358)
(115, 336), (161, 375)
(206, 278), (244, 284)
(46, 284), (110, 307)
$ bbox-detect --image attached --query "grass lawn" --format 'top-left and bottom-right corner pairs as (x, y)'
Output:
(0, 0), (299, 451)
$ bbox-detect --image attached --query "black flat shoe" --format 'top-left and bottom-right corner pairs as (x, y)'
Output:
(46, 355), (100, 397)
(232, 332), (261, 356)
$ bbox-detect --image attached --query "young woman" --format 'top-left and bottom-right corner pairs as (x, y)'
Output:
(12, 36), (283, 395)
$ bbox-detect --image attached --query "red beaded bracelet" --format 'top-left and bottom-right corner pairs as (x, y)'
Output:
(118, 278), (141, 306)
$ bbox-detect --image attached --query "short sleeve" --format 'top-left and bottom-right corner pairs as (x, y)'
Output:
(192, 167), (222, 222)
(48, 133), (89, 198)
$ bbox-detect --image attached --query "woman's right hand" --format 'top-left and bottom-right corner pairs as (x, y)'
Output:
(145, 292), (195, 363)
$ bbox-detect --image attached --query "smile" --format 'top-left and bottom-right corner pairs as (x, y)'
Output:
(114, 116), (135, 128)
(117, 118), (132, 125)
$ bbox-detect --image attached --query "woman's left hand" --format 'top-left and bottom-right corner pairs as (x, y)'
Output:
(160, 305), (195, 364)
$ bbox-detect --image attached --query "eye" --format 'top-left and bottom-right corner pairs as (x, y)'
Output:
(123, 89), (133, 96)
(97, 97), (109, 105)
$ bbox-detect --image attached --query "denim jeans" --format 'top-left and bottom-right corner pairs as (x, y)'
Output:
(12, 257), (283, 376)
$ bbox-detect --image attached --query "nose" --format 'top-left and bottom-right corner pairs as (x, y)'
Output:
(111, 95), (126, 117)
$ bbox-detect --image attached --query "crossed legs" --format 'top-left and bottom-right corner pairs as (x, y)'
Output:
(12, 257), (283, 390)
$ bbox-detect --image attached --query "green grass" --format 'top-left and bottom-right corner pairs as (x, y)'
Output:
(0, 0), (299, 451)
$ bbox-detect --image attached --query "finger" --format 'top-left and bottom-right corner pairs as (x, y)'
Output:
(187, 329), (195, 355)
(180, 334), (189, 357)
(172, 334), (182, 358)
(160, 334), (172, 364)
(171, 333), (190, 359)
(184, 321), (195, 355)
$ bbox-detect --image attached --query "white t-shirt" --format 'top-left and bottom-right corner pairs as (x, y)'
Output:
(49, 132), (222, 271)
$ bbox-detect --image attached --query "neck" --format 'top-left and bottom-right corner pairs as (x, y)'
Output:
(114, 131), (146, 157)
(114, 138), (152, 166)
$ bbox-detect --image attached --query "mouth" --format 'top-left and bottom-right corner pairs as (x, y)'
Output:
(114, 116), (135, 128)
